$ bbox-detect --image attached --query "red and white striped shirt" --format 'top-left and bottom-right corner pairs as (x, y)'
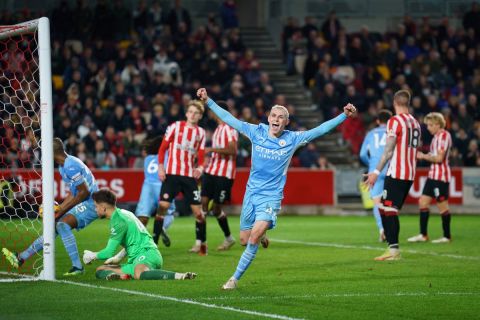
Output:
(428, 129), (452, 182)
(386, 113), (421, 181)
(206, 123), (238, 179)
(160, 121), (205, 177)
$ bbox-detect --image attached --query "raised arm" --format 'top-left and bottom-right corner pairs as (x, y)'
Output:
(300, 103), (356, 142)
(197, 88), (243, 132)
(302, 113), (347, 141)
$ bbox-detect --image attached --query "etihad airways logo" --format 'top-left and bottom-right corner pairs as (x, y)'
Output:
(255, 145), (287, 160)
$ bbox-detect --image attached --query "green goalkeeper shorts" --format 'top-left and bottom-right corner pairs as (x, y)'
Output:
(121, 248), (163, 276)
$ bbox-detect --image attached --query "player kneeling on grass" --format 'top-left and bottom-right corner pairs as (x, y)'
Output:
(82, 188), (196, 281)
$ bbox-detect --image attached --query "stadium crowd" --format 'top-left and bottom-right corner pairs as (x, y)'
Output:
(1, 0), (280, 169)
(0, 0), (479, 169)
(283, 6), (480, 167)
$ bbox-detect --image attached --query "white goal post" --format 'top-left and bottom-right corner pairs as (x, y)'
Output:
(0, 17), (55, 280)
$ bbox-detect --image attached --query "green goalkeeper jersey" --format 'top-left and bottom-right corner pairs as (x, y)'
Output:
(97, 208), (159, 262)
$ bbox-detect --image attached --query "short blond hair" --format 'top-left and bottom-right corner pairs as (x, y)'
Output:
(271, 104), (289, 119)
(424, 112), (446, 128)
(187, 100), (205, 114)
(393, 90), (411, 107)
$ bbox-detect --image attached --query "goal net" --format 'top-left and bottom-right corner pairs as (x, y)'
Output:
(0, 18), (55, 280)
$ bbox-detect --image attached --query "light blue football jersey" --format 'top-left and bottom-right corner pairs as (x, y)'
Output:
(143, 152), (170, 183)
(207, 99), (347, 201)
(143, 154), (160, 183)
(359, 125), (388, 174)
(136, 152), (176, 218)
(59, 155), (98, 198)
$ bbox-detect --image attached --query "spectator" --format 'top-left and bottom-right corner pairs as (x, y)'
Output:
(94, 139), (117, 169)
(340, 111), (365, 155)
(317, 155), (335, 170)
(318, 83), (340, 118)
(108, 104), (131, 132)
(321, 11), (341, 45)
(463, 2), (480, 37)
(167, 0), (192, 35)
(220, 0), (239, 30)
(457, 103), (474, 133)
(286, 30), (308, 75)
(111, 0), (131, 40)
(92, 0), (113, 40)
(282, 17), (300, 62)
(299, 143), (319, 168)
(71, 0), (92, 40)
(449, 147), (463, 167)
(122, 128), (142, 167)
(133, 0), (148, 34)
(465, 139), (480, 167)
(148, 1), (167, 32)
(51, 0), (71, 41)
(148, 104), (169, 135)
(466, 93), (480, 121)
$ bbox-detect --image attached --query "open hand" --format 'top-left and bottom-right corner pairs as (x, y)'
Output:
(363, 171), (378, 190)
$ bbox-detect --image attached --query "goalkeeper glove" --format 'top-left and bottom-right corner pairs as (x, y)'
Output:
(83, 250), (98, 264)
(104, 248), (127, 265)
(38, 201), (61, 219)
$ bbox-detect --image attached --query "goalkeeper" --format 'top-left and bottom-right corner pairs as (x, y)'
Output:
(83, 188), (196, 281)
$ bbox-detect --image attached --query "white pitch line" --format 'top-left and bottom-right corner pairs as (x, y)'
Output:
(271, 239), (480, 261)
(198, 291), (480, 300)
(200, 294), (316, 301)
(0, 271), (38, 280)
(1, 271), (477, 301)
(59, 280), (305, 320)
(0, 271), (303, 320)
(0, 278), (39, 283)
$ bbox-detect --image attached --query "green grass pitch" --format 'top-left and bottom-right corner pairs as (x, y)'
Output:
(1, 215), (479, 320)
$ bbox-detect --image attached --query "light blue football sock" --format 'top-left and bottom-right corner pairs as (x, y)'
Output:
(57, 222), (82, 269)
(233, 242), (259, 280)
(373, 205), (383, 230)
(163, 201), (176, 230)
(19, 235), (45, 261)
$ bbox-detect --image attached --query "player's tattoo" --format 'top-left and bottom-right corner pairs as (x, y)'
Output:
(375, 136), (396, 172)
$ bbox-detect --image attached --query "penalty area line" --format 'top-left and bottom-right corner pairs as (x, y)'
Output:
(59, 279), (305, 320)
(271, 239), (480, 261)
